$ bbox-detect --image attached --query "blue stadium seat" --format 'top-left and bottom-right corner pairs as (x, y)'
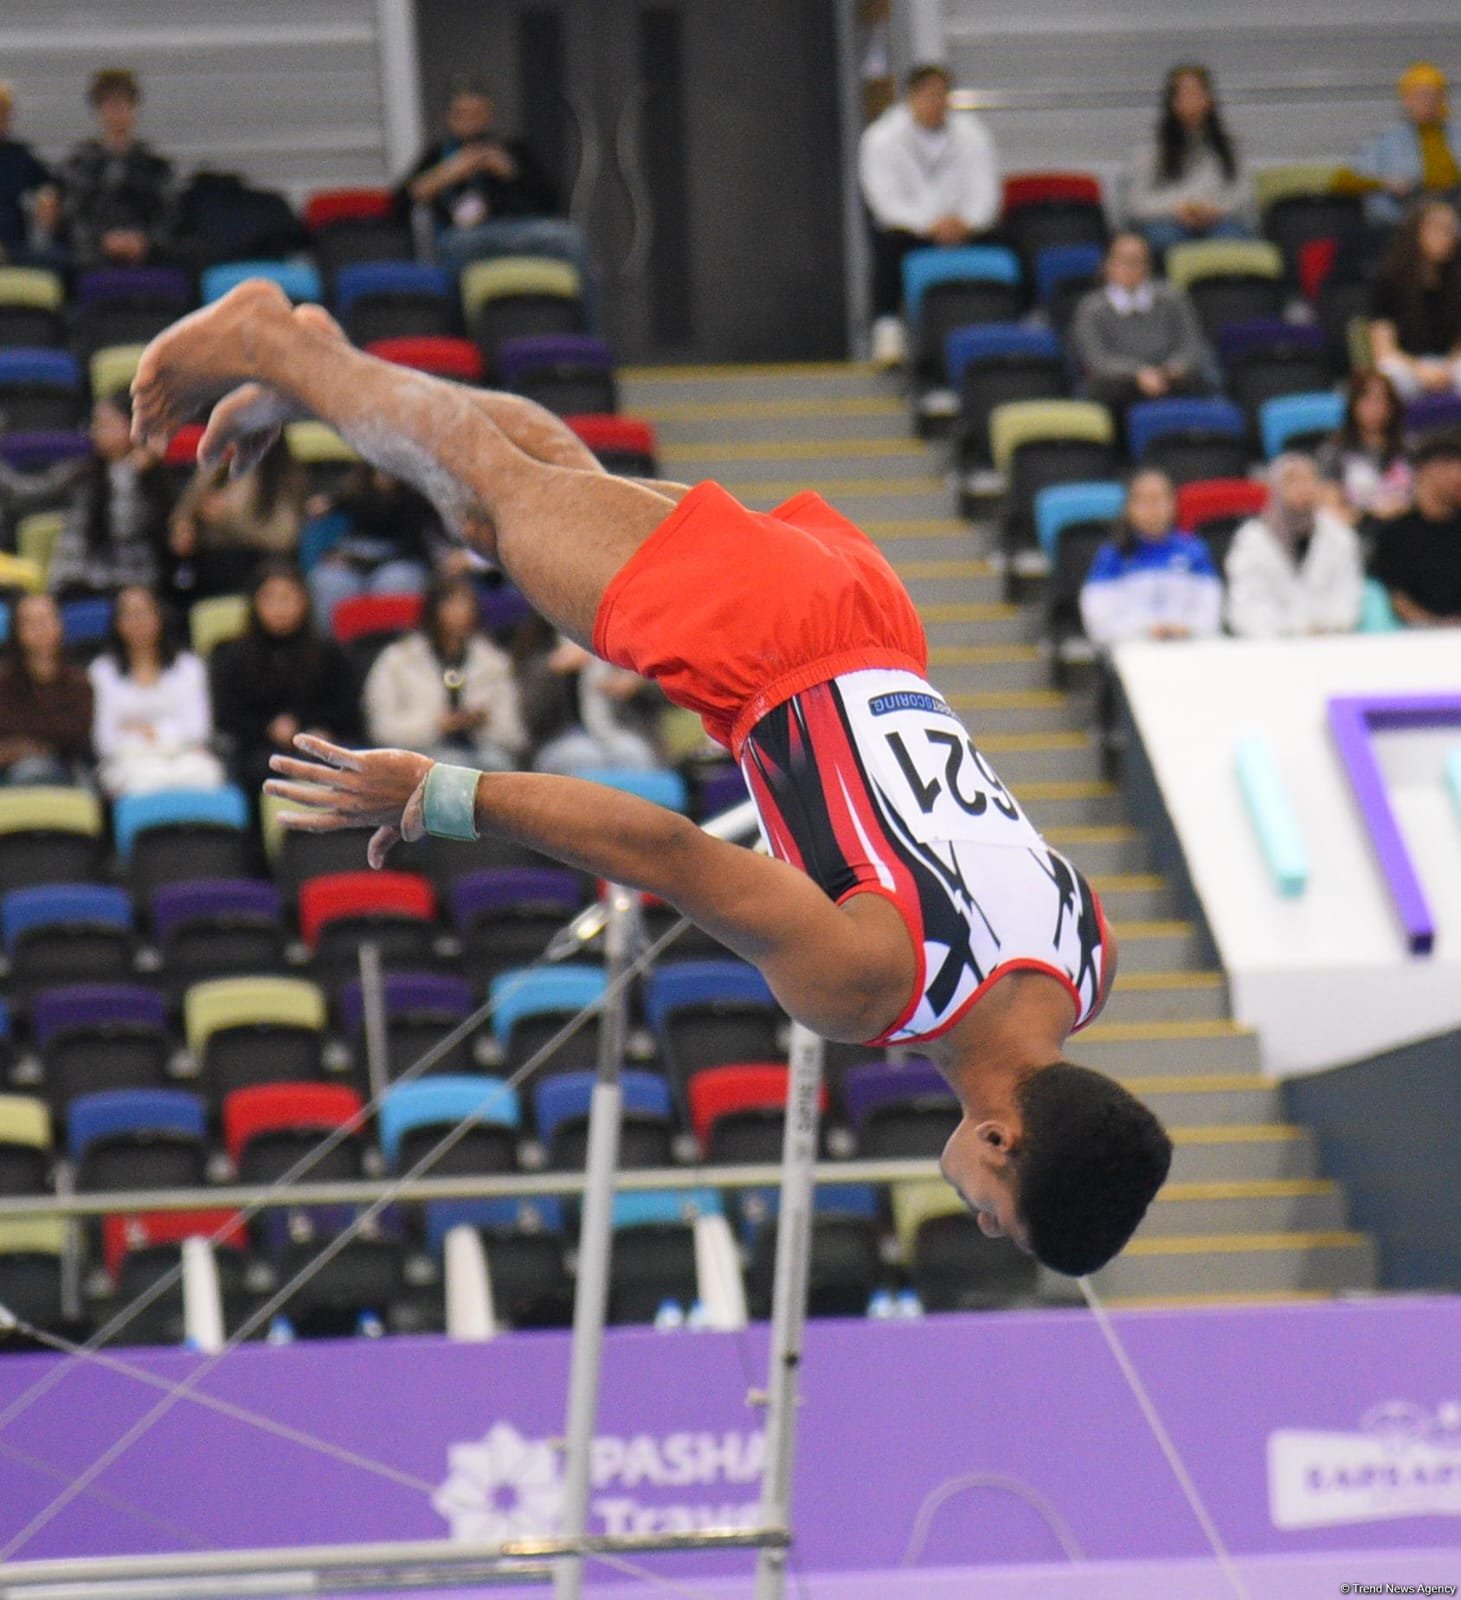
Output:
(334, 262), (453, 317)
(379, 1077), (521, 1168)
(66, 1088), (206, 1164)
(533, 1069), (672, 1148)
(642, 959), (777, 1035)
(945, 323), (1062, 389)
(113, 787), (250, 862)
(612, 1189), (722, 1229)
(423, 1194), (565, 1254)
(1259, 391), (1345, 459)
(0, 349), (85, 430)
(575, 768), (688, 812)
(1033, 242), (1104, 306)
(200, 261), (323, 306)
(901, 246), (1021, 328)
(1034, 481), (1125, 560)
(489, 964), (607, 1048)
(2, 884), (132, 955)
(1126, 397), (1246, 463)
(0, 348), (83, 390)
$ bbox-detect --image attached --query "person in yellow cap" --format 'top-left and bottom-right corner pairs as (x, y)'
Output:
(1350, 64), (1461, 227)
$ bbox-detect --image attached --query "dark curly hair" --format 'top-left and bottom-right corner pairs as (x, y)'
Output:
(1014, 1061), (1173, 1276)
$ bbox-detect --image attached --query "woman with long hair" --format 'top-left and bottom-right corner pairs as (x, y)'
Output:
(168, 435), (304, 599)
(0, 592), (93, 784)
(1369, 199), (1461, 399)
(1079, 468), (1222, 646)
(208, 560), (359, 799)
(1125, 63), (1250, 258)
(1316, 370), (1413, 519)
(363, 574), (526, 769)
(1225, 454), (1364, 637)
(89, 585), (224, 797)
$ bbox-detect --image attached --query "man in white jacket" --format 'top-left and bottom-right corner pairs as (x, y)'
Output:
(858, 63), (1000, 365)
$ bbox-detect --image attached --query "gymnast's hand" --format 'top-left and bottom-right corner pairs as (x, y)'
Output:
(265, 734), (434, 869)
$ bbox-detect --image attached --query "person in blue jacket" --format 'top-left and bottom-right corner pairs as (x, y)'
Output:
(1079, 468), (1224, 646)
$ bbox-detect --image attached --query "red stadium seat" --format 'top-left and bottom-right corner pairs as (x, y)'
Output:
(330, 591), (424, 643)
(102, 1207), (246, 1280)
(305, 188), (395, 230)
(565, 415), (657, 458)
(366, 336), (484, 383)
(686, 1063), (828, 1150)
(1298, 236), (1339, 303)
(297, 870), (437, 950)
(1003, 172), (1103, 213)
(1176, 477), (1268, 531)
(165, 424), (206, 467)
(223, 1082), (363, 1166)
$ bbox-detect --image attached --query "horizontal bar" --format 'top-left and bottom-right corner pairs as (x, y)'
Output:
(0, 1529), (790, 1593)
(0, 1158), (943, 1220)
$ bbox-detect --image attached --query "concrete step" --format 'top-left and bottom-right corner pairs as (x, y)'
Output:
(866, 521), (984, 563)
(947, 690), (1082, 736)
(647, 398), (910, 445)
(1043, 825), (1150, 875)
(900, 562), (1006, 606)
(1086, 874), (1179, 922)
(1166, 1124), (1321, 1183)
(660, 438), (938, 483)
(1107, 919), (1205, 972)
(743, 486), (956, 523)
(1119, 1072), (1282, 1126)
(1078, 1025), (1260, 1076)
(1137, 1180), (1349, 1239)
(977, 733), (1104, 785)
(1084, 1229), (1378, 1299)
(1013, 781), (1126, 829)
(1089, 975), (1232, 1027)
(623, 362), (897, 406)
(928, 645), (1049, 694)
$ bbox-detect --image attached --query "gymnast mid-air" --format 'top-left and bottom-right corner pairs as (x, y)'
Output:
(131, 282), (1172, 1277)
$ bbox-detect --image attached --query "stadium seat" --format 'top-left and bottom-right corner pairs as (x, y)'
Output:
(0, 1217), (69, 1336)
(1175, 477), (1268, 570)
(335, 262), (456, 343)
(1003, 171), (1103, 211)
(901, 246), (1024, 384)
(1000, 171), (1108, 269)
(449, 867), (586, 980)
(298, 870), (438, 987)
(0, 265), (66, 347)
(151, 878), (288, 994)
(844, 1059), (960, 1158)
(89, 343), (146, 400)
(0, 348), (84, 429)
(576, 767), (689, 812)
(339, 970), (476, 1080)
(306, 190), (413, 279)
(68, 1088), (208, 1192)
(686, 1063), (827, 1164)
(1218, 324), (1334, 440)
(103, 1226), (255, 1345)
(1255, 169), (1364, 277)
(188, 594), (250, 660)
(100, 1206), (247, 1283)
(366, 334), (483, 383)
(1165, 239), (1285, 342)
(461, 257), (585, 370)
(283, 419), (360, 497)
(113, 786), (252, 902)
(260, 788), (378, 900)
(72, 267), (192, 355)
(0, 550), (41, 594)
(0, 786), (104, 890)
(305, 187), (395, 230)
(1032, 242), (1103, 339)
(200, 260), (323, 306)
(270, 1236), (407, 1339)
(330, 590), (424, 645)
(15, 510), (67, 578)
(608, 1195), (720, 1326)
(534, 1069), (675, 1170)
(947, 323), (1067, 473)
(1259, 391), (1345, 459)
(746, 1212), (887, 1320)
(1405, 393), (1461, 441)
(184, 975), (327, 1104)
(1125, 396), (1249, 484)
(1034, 480), (1126, 683)
(565, 414), (658, 476)
(990, 399), (1118, 576)
(497, 334), (617, 416)
(223, 1081), (363, 1182)
(60, 595), (115, 653)
(696, 764), (750, 822)
(3, 432), (90, 479)
(478, 1227), (574, 1329)
(893, 1180), (1038, 1311)
(380, 1076), (520, 1168)
(490, 964), (606, 1078)
(32, 982), (172, 1106)
(2, 884), (134, 997)
(645, 960), (783, 1104)
(0, 1094), (51, 1196)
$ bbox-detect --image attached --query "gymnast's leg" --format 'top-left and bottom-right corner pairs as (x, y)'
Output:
(131, 281), (679, 648)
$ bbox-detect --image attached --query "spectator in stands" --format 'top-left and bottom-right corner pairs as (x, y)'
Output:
(363, 575), (525, 770)
(59, 68), (176, 268)
(89, 585), (224, 797)
(1079, 469), (1223, 646)
(1125, 64), (1250, 258)
(404, 76), (587, 290)
(857, 62), (1000, 366)
(47, 395), (170, 600)
(1369, 429), (1461, 626)
(1317, 370), (1413, 520)
(1369, 200), (1461, 399)
(0, 82), (60, 264)
(518, 629), (662, 775)
(0, 594), (93, 785)
(1071, 231), (1212, 413)
(1225, 454), (1364, 637)
(302, 466), (438, 632)
(168, 438), (305, 601)
(209, 560), (359, 800)
(1348, 63), (1461, 229)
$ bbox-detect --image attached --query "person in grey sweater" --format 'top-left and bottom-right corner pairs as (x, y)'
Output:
(1070, 232), (1214, 414)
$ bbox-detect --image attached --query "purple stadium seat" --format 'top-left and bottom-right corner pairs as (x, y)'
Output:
(0, 430), (91, 471)
(841, 1059), (953, 1131)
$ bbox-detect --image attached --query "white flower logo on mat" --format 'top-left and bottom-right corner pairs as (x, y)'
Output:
(433, 1423), (565, 1544)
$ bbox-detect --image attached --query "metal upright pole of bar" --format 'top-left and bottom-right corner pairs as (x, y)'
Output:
(358, 941), (391, 1109)
(753, 1021), (824, 1600)
(554, 884), (636, 1600)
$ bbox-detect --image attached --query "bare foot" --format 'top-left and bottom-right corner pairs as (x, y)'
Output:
(197, 303), (350, 475)
(131, 280), (297, 453)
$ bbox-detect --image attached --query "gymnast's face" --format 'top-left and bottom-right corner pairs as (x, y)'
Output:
(939, 1114), (1032, 1253)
